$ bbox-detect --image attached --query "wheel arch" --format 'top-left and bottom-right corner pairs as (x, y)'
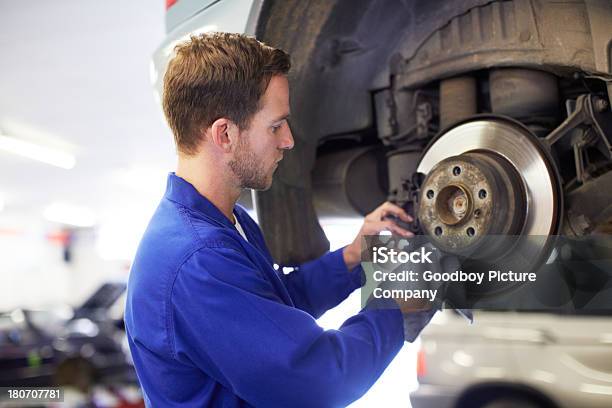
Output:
(455, 381), (560, 408)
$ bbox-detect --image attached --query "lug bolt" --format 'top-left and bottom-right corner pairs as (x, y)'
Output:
(595, 98), (609, 112)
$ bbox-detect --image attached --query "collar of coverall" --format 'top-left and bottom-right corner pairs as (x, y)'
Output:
(164, 172), (238, 230)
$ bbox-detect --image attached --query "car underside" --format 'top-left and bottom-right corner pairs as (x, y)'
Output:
(251, 0), (612, 279)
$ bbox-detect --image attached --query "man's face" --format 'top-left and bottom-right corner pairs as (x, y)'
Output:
(228, 75), (294, 190)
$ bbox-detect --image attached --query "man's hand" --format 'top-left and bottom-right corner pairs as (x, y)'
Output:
(343, 201), (414, 270)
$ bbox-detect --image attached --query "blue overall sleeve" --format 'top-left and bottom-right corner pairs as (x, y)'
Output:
(278, 247), (363, 318)
(170, 246), (404, 408)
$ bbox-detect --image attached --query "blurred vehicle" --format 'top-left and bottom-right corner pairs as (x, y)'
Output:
(411, 310), (612, 408)
(0, 283), (137, 390)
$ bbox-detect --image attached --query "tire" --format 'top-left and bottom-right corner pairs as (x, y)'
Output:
(480, 397), (542, 408)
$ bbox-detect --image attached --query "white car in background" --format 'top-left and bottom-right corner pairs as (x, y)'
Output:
(412, 310), (612, 408)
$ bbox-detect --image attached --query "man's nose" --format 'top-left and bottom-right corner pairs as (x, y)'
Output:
(280, 126), (294, 150)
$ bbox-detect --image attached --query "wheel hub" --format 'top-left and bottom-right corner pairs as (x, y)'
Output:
(419, 151), (526, 259)
(416, 117), (562, 295)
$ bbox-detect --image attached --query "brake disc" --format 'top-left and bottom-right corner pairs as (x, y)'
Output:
(416, 117), (563, 297)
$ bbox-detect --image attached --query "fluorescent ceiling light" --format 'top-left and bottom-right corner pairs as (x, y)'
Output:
(0, 134), (76, 169)
(43, 203), (96, 227)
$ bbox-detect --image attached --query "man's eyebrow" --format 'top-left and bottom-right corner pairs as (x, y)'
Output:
(271, 114), (290, 123)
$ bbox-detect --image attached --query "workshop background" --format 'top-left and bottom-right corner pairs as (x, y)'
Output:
(2, 1), (612, 408)
(0, 1), (414, 406)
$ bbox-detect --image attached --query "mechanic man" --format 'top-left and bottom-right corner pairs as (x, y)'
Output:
(125, 33), (436, 407)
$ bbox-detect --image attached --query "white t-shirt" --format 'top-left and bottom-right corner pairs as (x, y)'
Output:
(234, 215), (248, 242)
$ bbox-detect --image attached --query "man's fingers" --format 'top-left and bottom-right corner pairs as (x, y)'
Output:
(379, 202), (413, 222)
(388, 223), (414, 237)
(370, 219), (413, 237)
(397, 299), (434, 314)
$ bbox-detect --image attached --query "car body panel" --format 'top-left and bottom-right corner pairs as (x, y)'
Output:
(411, 311), (612, 408)
(165, 0), (219, 33)
(151, 0), (261, 103)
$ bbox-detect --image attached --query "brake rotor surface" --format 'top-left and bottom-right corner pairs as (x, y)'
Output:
(416, 117), (562, 297)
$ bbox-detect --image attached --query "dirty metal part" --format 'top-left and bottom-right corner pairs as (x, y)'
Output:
(564, 170), (612, 236)
(544, 93), (612, 184)
(417, 117), (562, 282)
(489, 68), (559, 122)
(546, 94), (611, 148)
(439, 76), (477, 129)
(396, 0), (611, 90)
(584, 0), (612, 104)
(419, 151), (526, 259)
(387, 148), (421, 199)
(415, 96), (435, 141)
(387, 153), (424, 235)
(375, 88), (437, 147)
(374, 88), (398, 143)
(418, 118), (560, 237)
(312, 147), (388, 218)
(564, 212), (594, 236)
(253, 0), (612, 266)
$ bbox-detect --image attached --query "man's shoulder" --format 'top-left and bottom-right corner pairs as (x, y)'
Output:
(125, 197), (247, 339)
(130, 198), (245, 282)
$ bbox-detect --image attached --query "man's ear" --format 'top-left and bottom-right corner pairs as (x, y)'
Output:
(209, 118), (238, 153)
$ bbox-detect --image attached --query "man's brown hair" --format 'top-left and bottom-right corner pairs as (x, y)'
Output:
(162, 32), (291, 155)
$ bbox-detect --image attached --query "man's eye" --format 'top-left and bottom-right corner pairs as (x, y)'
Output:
(271, 125), (282, 133)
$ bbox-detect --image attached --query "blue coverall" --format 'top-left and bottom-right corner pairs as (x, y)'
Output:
(125, 174), (418, 407)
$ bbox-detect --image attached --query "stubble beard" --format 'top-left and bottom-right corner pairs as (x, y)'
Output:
(228, 137), (273, 191)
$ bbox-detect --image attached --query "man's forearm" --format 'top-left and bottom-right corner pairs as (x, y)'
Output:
(343, 243), (361, 270)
